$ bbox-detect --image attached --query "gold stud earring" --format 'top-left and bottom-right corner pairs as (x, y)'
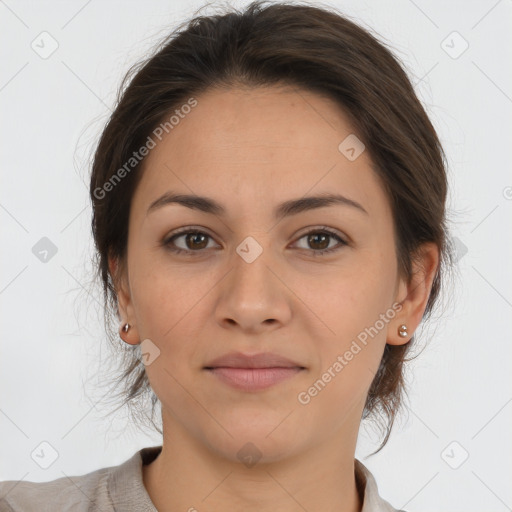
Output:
(122, 323), (130, 333)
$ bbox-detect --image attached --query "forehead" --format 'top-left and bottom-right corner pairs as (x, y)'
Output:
(131, 86), (390, 222)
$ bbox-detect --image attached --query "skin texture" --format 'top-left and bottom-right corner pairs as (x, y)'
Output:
(110, 85), (439, 512)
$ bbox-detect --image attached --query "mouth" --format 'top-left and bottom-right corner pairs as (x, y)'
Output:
(203, 352), (306, 392)
(205, 367), (305, 391)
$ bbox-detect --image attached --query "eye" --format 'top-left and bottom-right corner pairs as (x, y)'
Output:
(162, 226), (348, 257)
(292, 227), (348, 256)
(162, 227), (218, 255)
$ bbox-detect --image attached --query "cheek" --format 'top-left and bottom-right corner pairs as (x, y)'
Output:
(299, 252), (395, 396)
(129, 251), (208, 339)
(128, 256), (224, 387)
(299, 285), (392, 422)
(131, 268), (208, 412)
(296, 251), (395, 343)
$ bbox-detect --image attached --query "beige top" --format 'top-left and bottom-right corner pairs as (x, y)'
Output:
(0, 445), (406, 511)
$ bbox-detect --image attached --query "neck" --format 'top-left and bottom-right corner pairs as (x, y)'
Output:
(142, 420), (363, 512)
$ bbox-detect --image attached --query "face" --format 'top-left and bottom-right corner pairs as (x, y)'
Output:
(113, 85), (416, 463)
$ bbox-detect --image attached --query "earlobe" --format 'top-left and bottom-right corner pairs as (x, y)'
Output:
(109, 254), (140, 345)
(387, 242), (439, 346)
(387, 322), (412, 346)
(397, 324), (409, 338)
(119, 321), (140, 346)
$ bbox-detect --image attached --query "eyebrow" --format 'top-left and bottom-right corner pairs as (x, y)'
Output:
(146, 191), (368, 219)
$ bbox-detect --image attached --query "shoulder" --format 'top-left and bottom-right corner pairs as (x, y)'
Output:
(0, 464), (112, 512)
(0, 446), (161, 512)
(355, 458), (408, 512)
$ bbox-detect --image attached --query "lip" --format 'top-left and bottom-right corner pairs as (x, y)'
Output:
(207, 367), (303, 391)
(204, 351), (304, 369)
(204, 352), (306, 392)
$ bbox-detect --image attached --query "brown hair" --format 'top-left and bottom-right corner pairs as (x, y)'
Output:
(89, 0), (453, 454)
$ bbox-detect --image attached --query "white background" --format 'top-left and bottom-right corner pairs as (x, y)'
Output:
(1, 1), (511, 511)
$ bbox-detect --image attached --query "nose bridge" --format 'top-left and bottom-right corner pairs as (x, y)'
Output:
(216, 231), (291, 330)
(230, 232), (276, 298)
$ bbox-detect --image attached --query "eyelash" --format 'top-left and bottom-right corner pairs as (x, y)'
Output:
(162, 226), (348, 257)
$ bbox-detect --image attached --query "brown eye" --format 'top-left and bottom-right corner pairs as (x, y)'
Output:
(183, 232), (209, 250)
(293, 228), (347, 256)
(307, 232), (330, 251)
(163, 227), (347, 257)
(163, 229), (217, 255)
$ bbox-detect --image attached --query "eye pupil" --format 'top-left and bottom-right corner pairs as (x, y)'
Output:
(187, 232), (208, 250)
(308, 233), (329, 250)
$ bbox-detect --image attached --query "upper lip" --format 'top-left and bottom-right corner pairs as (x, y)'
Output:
(204, 351), (305, 369)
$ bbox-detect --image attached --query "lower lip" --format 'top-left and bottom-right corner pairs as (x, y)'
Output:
(206, 367), (303, 391)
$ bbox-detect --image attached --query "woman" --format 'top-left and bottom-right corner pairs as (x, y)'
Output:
(0, 1), (452, 510)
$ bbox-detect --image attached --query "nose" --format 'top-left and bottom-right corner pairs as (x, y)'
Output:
(214, 241), (292, 334)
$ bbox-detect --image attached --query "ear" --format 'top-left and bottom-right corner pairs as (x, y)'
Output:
(387, 242), (439, 346)
(108, 254), (140, 345)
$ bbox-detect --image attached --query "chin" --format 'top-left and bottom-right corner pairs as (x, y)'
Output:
(208, 434), (302, 466)
(201, 416), (308, 465)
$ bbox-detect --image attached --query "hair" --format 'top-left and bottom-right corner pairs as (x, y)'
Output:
(89, 0), (454, 454)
